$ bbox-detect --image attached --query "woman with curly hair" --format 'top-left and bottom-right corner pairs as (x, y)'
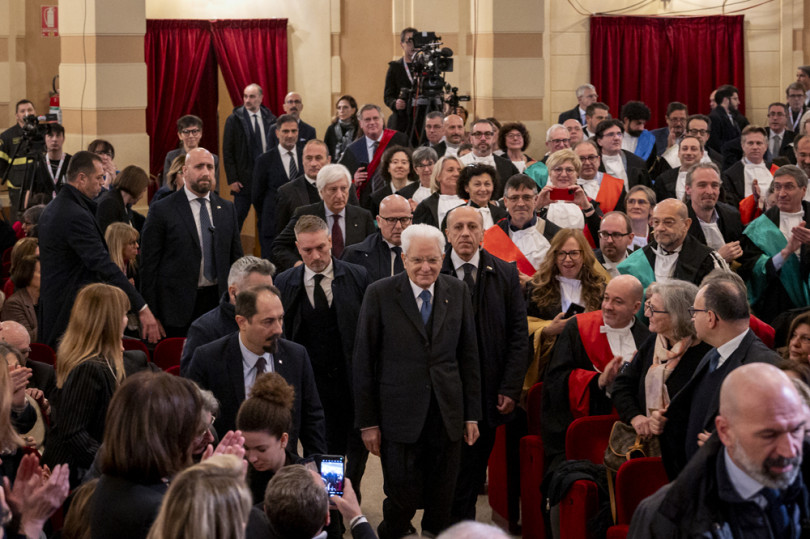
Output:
(498, 122), (536, 173)
(525, 228), (609, 385)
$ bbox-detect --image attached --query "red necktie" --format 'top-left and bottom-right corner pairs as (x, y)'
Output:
(332, 214), (344, 257)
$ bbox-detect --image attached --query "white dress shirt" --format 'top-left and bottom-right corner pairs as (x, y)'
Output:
(366, 135), (382, 162)
(303, 260), (334, 308)
(451, 249), (480, 281)
(723, 447), (768, 509)
(602, 153), (628, 186)
(278, 144), (300, 180)
(715, 328), (750, 370)
(409, 280), (435, 310)
(742, 158), (772, 198)
(184, 186), (216, 287)
(697, 210), (727, 251)
(238, 333), (274, 398)
(249, 111), (267, 153)
(578, 172), (603, 200)
(460, 151), (495, 168)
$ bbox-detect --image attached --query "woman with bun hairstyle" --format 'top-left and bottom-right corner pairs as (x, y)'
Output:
(236, 372), (300, 504)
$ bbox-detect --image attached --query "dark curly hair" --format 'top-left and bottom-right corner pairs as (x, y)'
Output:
(456, 163), (497, 199)
(498, 122), (531, 152)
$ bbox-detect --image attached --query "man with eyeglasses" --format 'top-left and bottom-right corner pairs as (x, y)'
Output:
(595, 212), (635, 278)
(594, 119), (652, 194)
(162, 114), (220, 193)
(343, 194), (413, 282)
(223, 84), (276, 230)
(786, 82), (808, 133)
(651, 102), (688, 157)
(269, 92), (317, 147)
(679, 115), (723, 169)
(721, 125), (780, 224)
(558, 83), (598, 126)
(740, 165), (810, 324)
(575, 139), (627, 213)
(543, 274), (649, 474)
(765, 102), (793, 158)
(797, 65), (810, 107)
(618, 198), (727, 289)
(421, 111), (446, 156)
(441, 206), (528, 524)
(649, 279), (779, 479)
(459, 119), (518, 199)
(354, 224), (480, 539)
(540, 124), (571, 164)
(482, 174), (560, 285)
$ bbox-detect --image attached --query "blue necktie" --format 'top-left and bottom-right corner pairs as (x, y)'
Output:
(196, 198), (216, 282)
(706, 349), (721, 373)
(419, 289), (432, 325)
(760, 487), (791, 537)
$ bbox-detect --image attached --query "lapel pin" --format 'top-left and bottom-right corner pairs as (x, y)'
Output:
(217, 205), (221, 209)
(487, 266), (493, 270)
(445, 299), (448, 304)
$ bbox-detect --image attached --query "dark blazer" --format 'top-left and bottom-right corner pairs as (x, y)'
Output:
(413, 192), (442, 228)
(707, 106), (748, 153)
(558, 105), (583, 125)
(720, 129), (792, 172)
(28, 360), (56, 401)
(384, 59), (412, 131)
(660, 330), (780, 478)
(38, 184), (146, 347)
(650, 126), (671, 156)
(223, 105), (276, 194)
(425, 140), (447, 158)
(2, 288), (37, 342)
(90, 475), (167, 539)
(440, 248), (528, 427)
(271, 201), (376, 272)
(654, 167), (681, 202)
(274, 258), (370, 380)
(353, 272), (481, 443)
(268, 119), (317, 147)
(187, 333), (327, 456)
(368, 183), (407, 217)
(492, 155), (520, 200)
(276, 176), (361, 236)
(395, 181), (423, 201)
(686, 201), (743, 247)
(163, 149), (220, 190)
(635, 235), (723, 286)
(180, 292), (237, 376)
(139, 188), (243, 328)
(341, 231), (400, 283)
(252, 144), (305, 256)
(338, 132), (411, 179)
(95, 186), (141, 234)
(720, 160), (777, 208)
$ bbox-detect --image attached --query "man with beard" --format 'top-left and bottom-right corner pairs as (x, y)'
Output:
(708, 85), (749, 153)
(620, 100), (656, 166)
(629, 363), (807, 537)
(440, 114), (466, 157)
(685, 163), (744, 265)
(652, 102), (688, 157)
(186, 285), (327, 456)
(459, 119), (519, 199)
(595, 211), (635, 278)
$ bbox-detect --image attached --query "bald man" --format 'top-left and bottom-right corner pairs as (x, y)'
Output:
(441, 114), (466, 157)
(0, 320), (55, 401)
(542, 275), (650, 473)
(629, 363), (808, 537)
(269, 92), (317, 146)
(618, 198), (728, 288)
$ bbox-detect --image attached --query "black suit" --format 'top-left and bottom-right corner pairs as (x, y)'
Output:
(275, 176), (361, 236)
(271, 202), (376, 271)
(96, 186), (143, 234)
(558, 105), (584, 125)
(425, 141), (447, 158)
(354, 272), (481, 537)
(252, 144), (305, 258)
(268, 119), (317, 147)
(223, 105), (277, 229)
(412, 193), (443, 228)
(654, 168), (681, 202)
(90, 474), (167, 539)
(341, 231), (402, 283)
(39, 185), (146, 347)
(720, 160), (777, 209)
(338, 132), (411, 179)
(384, 60), (412, 132)
(187, 333), (327, 456)
(660, 330), (780, 479)
(140, 188), (243, 332)
(179, 292), (237, 376)
(28, 360), (56, 401)
(707, 106), (748, 153)
(441, 249), (529, 522)
(686, 202), (743, 248)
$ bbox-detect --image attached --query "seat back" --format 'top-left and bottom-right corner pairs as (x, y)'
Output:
(614, 457), (668, 525)
(122, 337), (150, 361)
(565, 414), (617, 463)
(29, 343), (56, 367)
(153, 338), (186, 371)
(526, 382), (543, 436)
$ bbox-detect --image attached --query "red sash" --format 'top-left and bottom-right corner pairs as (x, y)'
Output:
(482, 225), (537, 276)
(738, 164), (780, 225)
(367, 129), (396, 179)
(568, 311), (613, 418)
(596, 174), (625, 213)
(749, 314), (775, 349)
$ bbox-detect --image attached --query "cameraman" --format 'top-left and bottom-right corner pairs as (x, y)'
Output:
(384, 27), (416, 134)
(0, 99), (38, 220)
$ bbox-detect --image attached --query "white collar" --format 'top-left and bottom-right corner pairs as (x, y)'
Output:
(304, 260), (334, 283)
(409, 279), (435, 301)
(451, 248), (480, 272)
(278, 143), (296, 155)
(716, 328), (750, 362)
(184, 185), (210, 203)
(600, 318), (634, 334)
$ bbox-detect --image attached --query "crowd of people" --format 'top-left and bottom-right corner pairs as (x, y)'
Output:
(0, 25), (809, 537)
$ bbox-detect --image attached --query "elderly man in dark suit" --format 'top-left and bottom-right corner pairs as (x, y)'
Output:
(140, 148), (243, 337)
(252, 114), (305, 258)
(342, 194), (412, 282)
(354, 223), (481, 539)
(38, 151), (161, 347)
(441, 206), (529, 523)
(186, 285), (327, 457)
(274, 215), (371, 495)
(272, 164), (376, 271)
(558, 84), (598, 126)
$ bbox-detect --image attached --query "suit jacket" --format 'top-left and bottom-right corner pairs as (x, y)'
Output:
(140, 189), (243, 328)
(440, 249), (528, 428)
(2, 287), (37, 342)
(558, 105), (583, 125)
(650, 126), (671, 156)
(38, 184), (146, 347)
(95, 186), (141, 234)
(660, 330), (780, 479)
(187, 333), (327, 456)
(598, 150), (652, 204)
(707, 106), (748, 153)
(28, 360), (56, 401)
(223, 105), (276, 193)
(412, 192), (442, 228)
(338, 132), (411, 178)
(384, 59), (412, 131)
(635, 235), (724, 286)
(720, 160), (777, 208)
(426, 140), (447, 158)
(353, 272), (481, 443)
(654, 167), (681, 202)
(686, 201), (743, 247)
(341, 231), (401, 283)
(271, 202), (376, 272)
(90, 474), (168, 539)
(180, 292), (237, 376)
(492, 155), (520, 200)
(720, 130), (792, 172)
(268, 119), (317, 147)
(252, 144), (305, 254)
(275, 175), (361, 236)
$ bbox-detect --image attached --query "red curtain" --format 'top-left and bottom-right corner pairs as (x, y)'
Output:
(211, 19), (288, 114)
(590, 16), (744, 130)
(145, 20), (213, 178)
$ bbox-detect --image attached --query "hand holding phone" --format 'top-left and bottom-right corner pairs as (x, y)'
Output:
(317, 455), (345, 498)
(550, 188), (576, 202)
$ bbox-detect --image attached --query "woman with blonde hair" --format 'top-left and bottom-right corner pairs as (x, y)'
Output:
(146, 454), (252, 539)
(153, 154), (185, 202)
(412, 155), (465, 228)
(42, 283), (129, 487)
(105, 222), (140, 285)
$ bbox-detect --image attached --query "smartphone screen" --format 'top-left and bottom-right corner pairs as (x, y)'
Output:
(319, 456), (344, 497)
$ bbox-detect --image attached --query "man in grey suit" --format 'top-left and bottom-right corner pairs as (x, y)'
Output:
(354, 224), (481, 539)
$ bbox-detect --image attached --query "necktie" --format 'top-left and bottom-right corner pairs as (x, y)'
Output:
(760, 488), (791, 538)
(288, 151), (298, 179)
(196, 198), (216, 282)
(771, 134), (782, 157)
(371, 140), (379, 161)
(331, 214), (344, 258)
(252, 113), (259, 136)
(706, 349), (721, 373)
(312, 274), (329, 311)
(462, 263), (476, 291)
(255, 356), (267, 376)
(391, 246), (404, 275)
(419, 289), (432, 325)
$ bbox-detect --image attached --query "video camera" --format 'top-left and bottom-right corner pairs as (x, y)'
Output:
(20, 114), (47, 145)
(409, 31), (455, 98)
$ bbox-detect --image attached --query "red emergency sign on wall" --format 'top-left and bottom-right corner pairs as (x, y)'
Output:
(41, 6), (58, 37)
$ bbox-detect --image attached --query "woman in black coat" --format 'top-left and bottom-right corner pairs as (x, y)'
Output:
(96, 165), (149, 234)
(413, 155), (465, 229)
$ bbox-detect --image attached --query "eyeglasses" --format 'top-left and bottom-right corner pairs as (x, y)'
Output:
(555, 250), (582, 260)
(579, 155), (600, 162)
(549, 138), (571, 145)
(651, 218), (684, 228)
(505, 194), (535, 203)
(644, 302), (669, 315)
(687, 307), (710, 318)
(379, 216), (412, 226)
(506, 132), (523, 139)
(414, 163), (434, 169)
(598, 231), (630, 240)
(551, 166), (577, 175)
(181, 128), (201, 136)
(687, 129), (709, 136)
(408, 256), (442, 265)
(471, 131), (495, 138)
